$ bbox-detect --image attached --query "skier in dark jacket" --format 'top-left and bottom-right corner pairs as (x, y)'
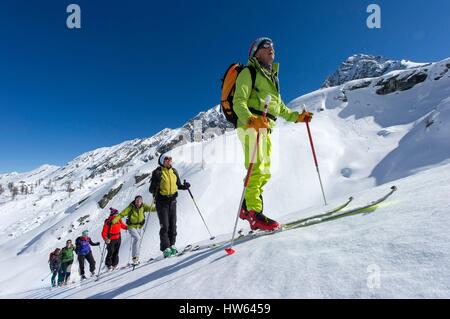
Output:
(102, 208), (127, 270)
(58, 239), (75, 286)
(149, 154), (190, 258)
(48, 248), (61, 287)
(75, 230), (100, 279)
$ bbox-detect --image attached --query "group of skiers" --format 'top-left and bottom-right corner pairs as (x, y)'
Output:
(47, 154), (191, 286)
(47, 36), (313, 286)
(48, 230), (99, 287)
(107, 154), (191, 265)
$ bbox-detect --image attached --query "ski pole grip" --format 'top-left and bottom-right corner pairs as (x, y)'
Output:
(185, 180), (193, 198)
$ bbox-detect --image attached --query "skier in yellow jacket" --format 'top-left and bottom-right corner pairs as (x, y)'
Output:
(149, 154), (190, 258)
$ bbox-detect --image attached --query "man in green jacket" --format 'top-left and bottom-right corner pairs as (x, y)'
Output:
(233, 37), (313, 231)
(112, 195), (155, 265)
(58, 239), (75, 286)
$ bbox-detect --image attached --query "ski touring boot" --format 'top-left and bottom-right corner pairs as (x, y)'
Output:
(248, 211), (280, 231)
(239, 200), (252, 224)
(163, 248), (172, 258)
(132, 256), (140, 266)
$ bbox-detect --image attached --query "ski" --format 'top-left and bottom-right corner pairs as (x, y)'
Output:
(223, 186), (396, 253)
(172, 197), (355, 258)
(283, 196), (353, 229)
(174, 244), (194, 257)
(282, 186), (397, 231)
(235, 186), (397, 243)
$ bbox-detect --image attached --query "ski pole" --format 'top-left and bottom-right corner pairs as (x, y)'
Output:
(225, 95), (271, 255)
(40, 271), (53, 281)
(185, 182), (215, 240)
(96, 241), (108, 278)
(135, 197), (154, 264)
(303, 106), (328, 206)
(137, 221), (149, 256)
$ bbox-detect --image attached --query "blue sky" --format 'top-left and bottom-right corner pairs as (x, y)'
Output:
(0, 0), (449, 173)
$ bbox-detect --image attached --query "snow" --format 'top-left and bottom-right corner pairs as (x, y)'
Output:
(0, 56), (449, 298)
(6, 163), (450, 299)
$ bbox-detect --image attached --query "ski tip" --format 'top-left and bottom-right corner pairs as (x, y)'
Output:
(349, 196), (354, 201)
(391, 185), (397, 191)
(210, 236), (216, 241)
(225, 248), (235, 255)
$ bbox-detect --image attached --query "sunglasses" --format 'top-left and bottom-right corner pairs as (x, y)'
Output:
(164, 157), (172, 161)
(259, 42), (274, 49)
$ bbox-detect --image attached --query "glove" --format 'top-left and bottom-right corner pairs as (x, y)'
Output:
(297, 110), (313, 123)
(105, 239), (111, 244)
(183, 181), (191, 189)
(149, 202), (156, 212)
(246, 116), (270, 131)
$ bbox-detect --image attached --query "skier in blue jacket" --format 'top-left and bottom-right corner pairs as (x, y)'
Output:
(75, 230), (100, 279)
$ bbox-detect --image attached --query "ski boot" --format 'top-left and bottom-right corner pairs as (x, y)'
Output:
(80, 275), (87, 281)
(132, 256), (140, 266)
(239, 197), (266, 226)
(163, 248), (172, 258)
(248, 211), (280, 231)
(170, 246), (178, 256)
(239, 206), (253, 223)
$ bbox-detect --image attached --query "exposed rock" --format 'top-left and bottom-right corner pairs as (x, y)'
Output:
(376, 71), (428, 95)
(135, 173), (150, 184)
(434, 63), (450, 81)
(76, 215), (90, 226)
(98, 183), (123, 209)
(322, 54), (408, 88)
(344, 80), (372, 91)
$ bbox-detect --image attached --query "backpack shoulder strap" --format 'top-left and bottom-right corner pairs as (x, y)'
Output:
(127, 202), (135, 222)
(246, 65), (257, 92)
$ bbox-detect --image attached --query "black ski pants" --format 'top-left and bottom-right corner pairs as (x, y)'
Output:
(105, 238), (121, 267)
(78, 251), (96, 276)
(156, 198), (177, 252)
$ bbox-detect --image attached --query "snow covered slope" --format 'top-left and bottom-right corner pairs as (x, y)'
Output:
(0, 55), (449, 298)
(7, 162), (450, 299)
